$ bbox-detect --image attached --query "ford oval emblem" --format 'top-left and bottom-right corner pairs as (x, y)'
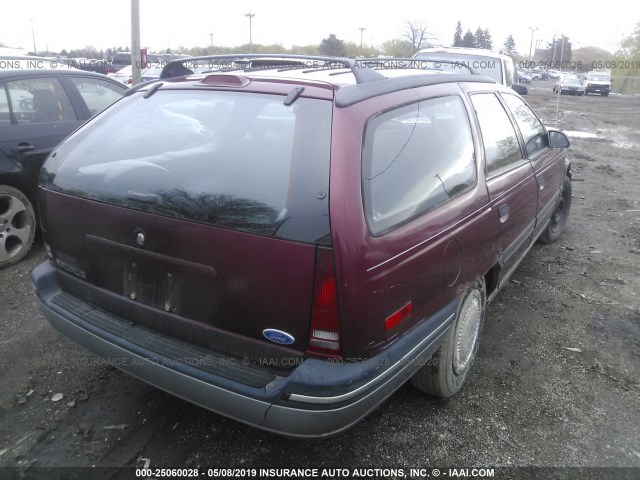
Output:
(262, 329), (295, 345)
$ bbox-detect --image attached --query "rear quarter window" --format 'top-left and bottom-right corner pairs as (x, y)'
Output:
(362, 95), (476, 235)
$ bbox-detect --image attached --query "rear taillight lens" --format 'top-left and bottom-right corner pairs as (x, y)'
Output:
(306, 247), (341, 358)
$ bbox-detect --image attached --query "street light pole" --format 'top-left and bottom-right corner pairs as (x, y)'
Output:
(528, 26), (538, 61)
(358, 27), (366, 48)
(210, 33), (214, 54)
(245, 12), (255, 52)
(31, 18), (37, 53)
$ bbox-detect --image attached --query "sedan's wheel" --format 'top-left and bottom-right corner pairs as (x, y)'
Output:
(539, 176), (572, 244)
(411, 278), (486, 398)
(0, 186), (36, 269)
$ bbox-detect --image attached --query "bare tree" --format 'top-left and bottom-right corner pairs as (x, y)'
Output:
(403, 20), (434, 54)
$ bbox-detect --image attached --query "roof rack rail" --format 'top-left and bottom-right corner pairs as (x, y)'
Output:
(159, 54), (483, 84)
(160, 54), (392, 83)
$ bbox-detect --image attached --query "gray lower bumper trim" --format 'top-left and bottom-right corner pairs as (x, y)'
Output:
(33, 261), (453, 437)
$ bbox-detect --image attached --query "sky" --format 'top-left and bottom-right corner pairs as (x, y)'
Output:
(2, 0), (639, 56)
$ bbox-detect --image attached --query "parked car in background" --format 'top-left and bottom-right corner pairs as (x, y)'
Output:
(0, 69), (127, 268)
(108, 65), (164, 86)
(547, 70), (561, 79)
(33, 54), (571, 437)
(553, 76), (585, 95)
(108, 52), (169, 73)
(518, 72), (532, 84)
(584, 71), (611, 96)
(529, 68), (549, 80)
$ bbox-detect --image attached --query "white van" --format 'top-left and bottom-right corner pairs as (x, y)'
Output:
(413, 47), (525, 94)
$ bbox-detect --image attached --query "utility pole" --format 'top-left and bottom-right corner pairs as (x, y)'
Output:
(210, 33), (214, 54)
(528, 26), (538, 61)
(245, 12), (255, 53)
(131, 0), (141, 85)
(358, 27), (366, 48)
(31, 18), (37, 53)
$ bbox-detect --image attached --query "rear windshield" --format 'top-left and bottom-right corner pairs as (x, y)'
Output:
(41, 90), (332, 244)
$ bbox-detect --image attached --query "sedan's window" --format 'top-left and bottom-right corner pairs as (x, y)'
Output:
(470, 93), (523, 174)
(502, 94), (547, 157)
(68, 77), (124, 116)
(362, 95), (476, 235)
(7, 77), (76, 124)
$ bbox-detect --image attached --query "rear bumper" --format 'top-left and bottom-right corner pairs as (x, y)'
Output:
(33, 261), (454, 438)
(560, 88), (584, 95)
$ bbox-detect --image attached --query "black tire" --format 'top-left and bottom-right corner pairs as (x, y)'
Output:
(411, 278), (486, 398)
(539, 175), (572, 244)
(0, 185), (36, 269)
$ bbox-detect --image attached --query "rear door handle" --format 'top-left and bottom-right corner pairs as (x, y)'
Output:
(12, 144), (35, 154)
(499, 204), (509, 223)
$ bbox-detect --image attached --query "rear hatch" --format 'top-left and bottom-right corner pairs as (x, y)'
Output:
(39, 85), (333, 362)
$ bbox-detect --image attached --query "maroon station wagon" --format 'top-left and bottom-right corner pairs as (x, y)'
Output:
(32, 55), (571, 437)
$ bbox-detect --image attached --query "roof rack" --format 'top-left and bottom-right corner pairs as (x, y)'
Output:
(159, 54), (480, 83)
(160, 53), (385, 83)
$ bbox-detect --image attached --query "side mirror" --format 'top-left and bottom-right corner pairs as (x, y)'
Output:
(548, 130), (570, 148)
(512, 84), (528, 95)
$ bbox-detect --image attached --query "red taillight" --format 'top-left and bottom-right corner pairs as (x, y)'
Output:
(306, 247), (341, 358)
(385, 302), (413, 331)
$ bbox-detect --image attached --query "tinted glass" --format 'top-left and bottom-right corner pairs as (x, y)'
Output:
(502, 94), (547, 157)
(69, 77), (124, 115)
(0, 85), (9, 125)
(363, 96), (476, 235)
(42, 90), (332, 244)
(7, 77), (76, 124)
(470, 93), (523, 174)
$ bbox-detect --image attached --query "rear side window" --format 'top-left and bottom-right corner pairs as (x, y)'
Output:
(42, 90), (332, 244)
(362, 95), (476, 235)
(7, 77), (76, 124)
(470, 93), (523, 174)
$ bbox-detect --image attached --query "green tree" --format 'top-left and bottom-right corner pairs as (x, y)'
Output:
(462, 30), (475, 48)
(290, 44), (320, 54)
(543, 35), (572, 66)
(474, 27), (485, 48)
(319, 34), (347, 57)
(612, 21), (640, 94)
(503, 35), (516, 55)
(382, 39), (414, 57)
(483, 29), (493, 50)
(453, 21), (463, 47)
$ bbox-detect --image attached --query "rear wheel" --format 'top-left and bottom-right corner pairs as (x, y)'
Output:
(539, 176), (572, 244)
(0, 186), (36, 269)
(411, 278), (486, 398)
